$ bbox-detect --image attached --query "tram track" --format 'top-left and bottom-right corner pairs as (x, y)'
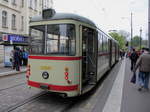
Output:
(0, 72), (26, 92)
(2, 91), (47, 112)
(2, 91), (82, 112)
(0, 82), (26, 92)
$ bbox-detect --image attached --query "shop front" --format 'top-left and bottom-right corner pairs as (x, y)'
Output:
(0, 34), (29, 67)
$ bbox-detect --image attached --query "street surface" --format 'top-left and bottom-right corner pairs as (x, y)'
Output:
(0, 58), (150, 112)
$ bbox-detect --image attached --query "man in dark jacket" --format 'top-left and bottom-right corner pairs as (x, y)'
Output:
(130, 49), (139, 71)
(14, 47), (20, 71)
(134, 48), (150, 91)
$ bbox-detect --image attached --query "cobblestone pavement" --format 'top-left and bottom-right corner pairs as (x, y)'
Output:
(11, 93), (77, 112)
(0, 73), (26, 90)
(0, 73), (42, 112)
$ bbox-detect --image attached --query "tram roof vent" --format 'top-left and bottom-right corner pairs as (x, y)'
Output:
(42, 8), (56, 19)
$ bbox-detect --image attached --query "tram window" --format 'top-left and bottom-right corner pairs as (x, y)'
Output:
(46, 24), (76, 55)
(103, 36), (107, 52)
(101, 34), (103, 52)
(30, 25), (45, 54)
(98, 33), (103, 53)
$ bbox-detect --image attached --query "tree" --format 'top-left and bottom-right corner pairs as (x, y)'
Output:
(142, 39), (148, 47)
(131, 35), (141, 48)
(109, 32), (126, 49)
(118, 30), (130, 41)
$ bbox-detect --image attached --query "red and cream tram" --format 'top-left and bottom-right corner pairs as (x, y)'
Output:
(26, 9), (119, 97)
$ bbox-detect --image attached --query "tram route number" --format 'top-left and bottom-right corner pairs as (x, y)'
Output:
(40, 66), (52, 70)
(40, 84), (49, 90)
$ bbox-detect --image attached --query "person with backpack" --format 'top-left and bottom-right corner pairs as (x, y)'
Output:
(130, 48), (139, 71)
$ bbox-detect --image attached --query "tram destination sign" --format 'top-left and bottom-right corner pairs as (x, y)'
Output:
(2, 34), (28, 43)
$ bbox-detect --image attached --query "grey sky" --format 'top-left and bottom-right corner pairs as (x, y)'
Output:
(53, 0), (148, 39)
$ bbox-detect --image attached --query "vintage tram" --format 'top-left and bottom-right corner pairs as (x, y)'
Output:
(26, 9), (119, 97)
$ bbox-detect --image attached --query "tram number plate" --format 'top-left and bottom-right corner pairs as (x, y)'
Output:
(40, 84), (49, 90)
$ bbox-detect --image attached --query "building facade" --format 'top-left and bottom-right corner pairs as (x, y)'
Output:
(0, 0), (52, 63)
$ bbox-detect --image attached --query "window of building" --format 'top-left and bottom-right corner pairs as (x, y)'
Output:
(21, 16), (24, 30)
(3, 0), (8, 2)
(21, 0), (24, 7)
(35, 0), (37, 10)
(2, 11), (7, 28)
(12, 0), (16, 5)
(12, 14), (16, 29)
(42, 0), (47, 9)
(29, 0), (32, 8)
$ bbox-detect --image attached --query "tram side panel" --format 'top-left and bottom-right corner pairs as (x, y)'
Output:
(116, 44), (119, 61)
(111, 41), (116, 66)
(97, 34), (110, 81)
(27, 57), (80, 97)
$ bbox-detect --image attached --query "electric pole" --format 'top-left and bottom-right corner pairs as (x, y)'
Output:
(131, 12), (133, 49)
(149, 0), (150, 50)
(140, 27), (142, 50)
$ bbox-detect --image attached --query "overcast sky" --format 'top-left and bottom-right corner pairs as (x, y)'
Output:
(53, 0), (148, 39)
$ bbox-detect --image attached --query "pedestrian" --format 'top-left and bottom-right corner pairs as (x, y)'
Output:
(120, 50), (123, 59)
(122, 50), (125, 58)
(10, 49), (15, 69)
(14, 47), (20, 71)
(22, 50), (28, 66)
(130, 49), (139, 71)
(126, 51), (128, 58)
(19, 49), (23, 66)
(134, 48), (150, 91)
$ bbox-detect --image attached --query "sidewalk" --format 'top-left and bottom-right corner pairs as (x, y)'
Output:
(100, 58), (150, 112)
(0, 63), (26, 77)
(121, 58), (150, 112)
(92, 58), (150, 112)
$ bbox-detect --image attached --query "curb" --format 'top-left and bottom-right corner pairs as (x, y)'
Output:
(0, 69), (26, 78)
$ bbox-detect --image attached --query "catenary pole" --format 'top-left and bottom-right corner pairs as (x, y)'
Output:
(131, 12), (133, 49)
(140, 27), (142, 50)
(149, 0), (150, 50)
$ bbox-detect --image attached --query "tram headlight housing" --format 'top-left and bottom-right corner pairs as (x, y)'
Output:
(42, 72), (49, 79)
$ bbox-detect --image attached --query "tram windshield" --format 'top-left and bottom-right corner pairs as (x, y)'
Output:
(30, 24), (76, 56)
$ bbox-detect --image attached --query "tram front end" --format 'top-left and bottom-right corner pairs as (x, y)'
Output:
(27, 22), (81, 97)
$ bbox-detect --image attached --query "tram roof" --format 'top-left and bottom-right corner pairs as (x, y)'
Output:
(30, 13), (96, 27)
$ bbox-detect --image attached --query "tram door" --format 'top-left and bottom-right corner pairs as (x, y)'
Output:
(82, 26), (97, 86)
